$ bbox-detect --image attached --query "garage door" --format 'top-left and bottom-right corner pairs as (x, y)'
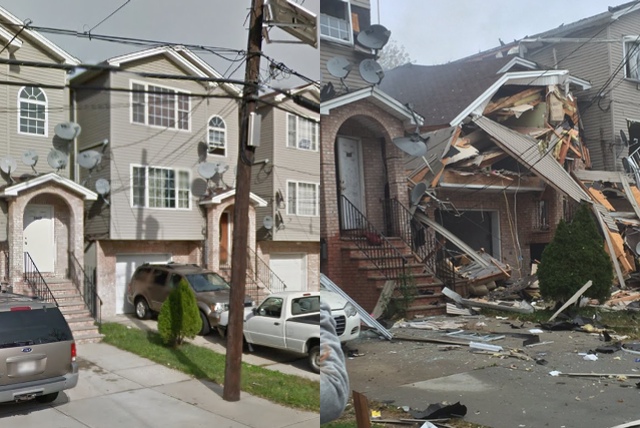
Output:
(115, 254), (171, 314)
(269, 253), (306, 292)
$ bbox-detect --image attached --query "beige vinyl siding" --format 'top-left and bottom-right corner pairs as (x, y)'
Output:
(272, 99), (319, 242)
(320, 42), (375, 94)
(252, 106), (276, 237)
(107, 55), (240, 240)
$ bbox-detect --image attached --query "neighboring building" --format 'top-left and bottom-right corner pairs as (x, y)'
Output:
(71, 46), (268, 318)
(251, 84), (321, 292)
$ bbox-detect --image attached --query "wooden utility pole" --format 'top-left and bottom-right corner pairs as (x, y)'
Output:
(223, 0), (264, 402)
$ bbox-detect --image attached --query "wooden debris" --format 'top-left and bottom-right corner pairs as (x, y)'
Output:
(353, 391), (372, 428)
(548, 280), (592, 322)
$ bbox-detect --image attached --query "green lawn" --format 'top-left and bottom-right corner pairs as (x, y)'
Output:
(99, 322), (319, 412)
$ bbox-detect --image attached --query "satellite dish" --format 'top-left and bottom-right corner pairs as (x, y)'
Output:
(0, 157), (17, 174)
(22, 150), (38, 167)
(198, 162), (217, 179)
(620, 129), (629, 146)
(327, 56), (353, 79)
(77, 150), (102, 170)
(410, 182), (427, 206)
(218, 163), (229, 174)
(263, 216), (273, 230)
(47, 149), (68, 170)
(392, 135), (428, 157)
(95, 178), (110, 195)
(356, 24), (391, 50)
(54, 122), (81, 140)
(359, 59), (385, 84)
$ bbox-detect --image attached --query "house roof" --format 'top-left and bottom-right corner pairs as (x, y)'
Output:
(0, 6), (80, 65)
(199, 189), (268, 207)
(320, 85), (423, 127)
(0, 173), (97, 200)
(380, 56), (590, 128)
(473, 116), (591, 203)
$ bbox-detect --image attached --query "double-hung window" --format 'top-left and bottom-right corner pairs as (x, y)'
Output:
(131, 81), (190, 130)
(320, 0), (352, 44)
(287, 181), (319, 216)
(18, 86), (47, 136)
(287, 113), (318, 151)
(624, 36), (640, 80)
(207, 115), (226, 156)
(131, 165), (191, 209)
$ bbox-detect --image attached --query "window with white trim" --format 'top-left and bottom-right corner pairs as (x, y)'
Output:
(207, 115), (226, 156)
(320, 0), (352, 44)
(287, 113), (318, 151)
(624, 36), (640, 80)
(131, 165), (191, 209)
(287, 181), (319, 216)
(19, 86), (47, 136)
(130, 81), (190, 130)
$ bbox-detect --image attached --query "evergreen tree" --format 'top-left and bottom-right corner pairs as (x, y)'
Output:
(158, 278), (202, 347)
(538, 203), (613, 303)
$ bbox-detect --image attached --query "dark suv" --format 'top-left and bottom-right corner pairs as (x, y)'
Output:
(126, 263), (254, 335)
(0, 293), (78, 404)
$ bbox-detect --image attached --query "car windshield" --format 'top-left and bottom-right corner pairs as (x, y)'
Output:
(187, 272), (231, 292)
(0, 308), (72, 346)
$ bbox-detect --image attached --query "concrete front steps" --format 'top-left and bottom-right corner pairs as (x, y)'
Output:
(341, 237), (447, 318)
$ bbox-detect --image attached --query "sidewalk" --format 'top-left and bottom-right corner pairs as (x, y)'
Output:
(71, 342), (319, 428)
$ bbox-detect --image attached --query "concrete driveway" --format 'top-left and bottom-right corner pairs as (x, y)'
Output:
(0, 342), (319, 428)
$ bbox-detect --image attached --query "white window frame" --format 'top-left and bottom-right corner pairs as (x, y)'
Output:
(320, 0), (353, 45)
(129, 80), (191, 131)
(624, 36), (640, 81)
(207, 115), (227, 157)
(130, 164), (192, 210)
(18, 86), (48, 137)
(286, 113), (318, 152)
(286, 180), (319, 217)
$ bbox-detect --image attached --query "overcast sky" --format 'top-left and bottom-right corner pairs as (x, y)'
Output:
(372, 0), (626, 65)
(1, 0), (319, 88)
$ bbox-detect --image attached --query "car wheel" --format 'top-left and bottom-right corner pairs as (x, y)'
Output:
(35, 392), (58, 403)
(135, 297), (151, 320)
(198, 311), (211, 336)
(308, 345), (320, 374)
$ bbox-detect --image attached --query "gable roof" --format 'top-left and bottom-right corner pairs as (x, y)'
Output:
(199, 189), (268, 207)
(0, 6), (79, 65)
(0, 173), (97, 200)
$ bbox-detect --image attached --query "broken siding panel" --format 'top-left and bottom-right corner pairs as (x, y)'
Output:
(594, 203), (618, 232)
(474, 116), (590, 202)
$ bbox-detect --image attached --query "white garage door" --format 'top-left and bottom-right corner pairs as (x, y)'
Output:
(269, 253), (306, 292)
(115, 254), (171, 314)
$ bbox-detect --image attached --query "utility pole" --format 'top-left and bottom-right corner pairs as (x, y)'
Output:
(223, 0), (263, 402)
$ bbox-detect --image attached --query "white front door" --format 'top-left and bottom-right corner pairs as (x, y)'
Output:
(23, 205), (54, 273)
(270, 253), (306, 292)
(115, 254), (171, 314)
(337, 136), (365, 229)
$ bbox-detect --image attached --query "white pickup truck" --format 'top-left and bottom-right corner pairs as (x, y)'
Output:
(218, 291), (320, 373)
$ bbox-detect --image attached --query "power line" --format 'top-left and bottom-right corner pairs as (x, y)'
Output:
(87, 0), (131, 33)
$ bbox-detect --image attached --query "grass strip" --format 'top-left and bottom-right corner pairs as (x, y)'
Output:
(99, 322), (319, 412)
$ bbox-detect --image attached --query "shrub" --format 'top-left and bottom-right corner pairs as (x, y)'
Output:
(157, 278), (202, 347)
(538, 203), (613, 304)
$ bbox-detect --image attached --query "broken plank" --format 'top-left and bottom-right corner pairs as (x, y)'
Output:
(548, 280), (592, 322)
(560, 373), (640, 378)
(352, 391), (372, 428)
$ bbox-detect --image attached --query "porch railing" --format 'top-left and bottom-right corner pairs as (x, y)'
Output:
(23, 252), (57, 305)
(246, 246), (287, 301)
(340, 195), (408, 282)
(4, 251), (8, 283)
(69, 251), (102, 324)
(384, 198), (458, 289)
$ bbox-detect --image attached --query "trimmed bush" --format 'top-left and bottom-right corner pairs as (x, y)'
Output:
(158, 278), (202, 347)
(538, 203), (613, 304)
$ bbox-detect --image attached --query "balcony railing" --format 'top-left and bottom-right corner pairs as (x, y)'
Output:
(23, 252), (57, 305)
(340, 195), (407, 283)
(69, 251), (102, 324)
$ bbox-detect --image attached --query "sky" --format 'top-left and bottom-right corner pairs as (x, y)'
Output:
(372, 0), (626, 65)
(0, 0), (319, 88)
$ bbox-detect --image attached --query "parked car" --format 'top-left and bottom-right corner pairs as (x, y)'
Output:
(320, 289), (361, 343)
(218, 291), (320, 373)
(126, 262), (254, 335)
(0, 292), (78, 404)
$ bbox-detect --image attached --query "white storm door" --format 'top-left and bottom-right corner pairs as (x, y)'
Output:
(270, 253), (306, 291)
(337, 136), (365, 229)
(115, 254), (171, 314)
(23, 205), (54, 273)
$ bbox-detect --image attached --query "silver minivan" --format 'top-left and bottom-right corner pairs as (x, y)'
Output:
(0, 293), (78, 403)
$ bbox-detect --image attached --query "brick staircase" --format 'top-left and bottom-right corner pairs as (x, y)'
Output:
(46, 279), (104, 344)
(341, 237), (447, 318)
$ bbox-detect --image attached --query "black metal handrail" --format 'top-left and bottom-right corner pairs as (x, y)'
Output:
(23, 252), (57, 305)
(340, 195), (408, 282)
(69, 251), (102, 324)
(385, 198), (458, 288)
(4, 251), (8, 282)
(246, 246), (287, 301)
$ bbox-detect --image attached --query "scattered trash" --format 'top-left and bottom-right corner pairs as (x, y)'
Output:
(549, 371), (562, 376)
(469, 342), (504, 352)
(371, 410), (381, 418)
(622, 343), (640, 355)
(446, 330), (505, 342)
(409, 401), (468, 420)
(595, 343), (622, 354)
(419, 422), (438, 428)
(535, 358), (548, 365)
(529, 328), (544, 334)
(582, 354), (598, 361)
(526, 340), (554, 348)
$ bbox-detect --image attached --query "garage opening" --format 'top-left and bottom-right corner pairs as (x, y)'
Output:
(115, 253), (171, 314)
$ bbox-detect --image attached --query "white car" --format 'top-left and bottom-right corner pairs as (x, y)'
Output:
(320, 289), (360, 343)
